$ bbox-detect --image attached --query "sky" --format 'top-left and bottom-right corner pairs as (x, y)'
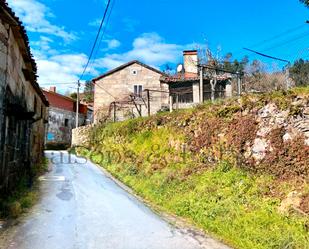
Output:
(7, 0), (309, 92)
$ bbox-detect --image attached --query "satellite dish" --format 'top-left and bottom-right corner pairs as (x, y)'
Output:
(177, 64), (184, 73)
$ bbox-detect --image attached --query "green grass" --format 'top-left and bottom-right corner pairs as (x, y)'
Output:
(76, 87), (309, 249)
(77, 128), (309, 249)
(0, 158), (49, 218)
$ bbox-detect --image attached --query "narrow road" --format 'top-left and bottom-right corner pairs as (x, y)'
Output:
(1, 151), (229, 249)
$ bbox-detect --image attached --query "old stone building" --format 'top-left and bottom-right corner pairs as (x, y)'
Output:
(161, 50), (233, 109)
(43, 87), (87, 149)
(93, 60), (169, 123)
(0, 2), (49, 194)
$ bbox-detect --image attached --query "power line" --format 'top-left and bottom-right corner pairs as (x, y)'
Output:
(79, 0), (112, 81)
(262, 31), (309, 53)
(39, 82), (80, 86)
(86, 0), (116, 76)
(250, 24), (306, 49)
(243, 48), (290, 63)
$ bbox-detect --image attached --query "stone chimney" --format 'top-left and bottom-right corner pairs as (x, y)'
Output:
(49, 86), (56, 93)
(183, 50), (198, 75)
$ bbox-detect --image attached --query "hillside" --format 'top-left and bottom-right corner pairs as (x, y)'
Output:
(74, 87), (309, 249)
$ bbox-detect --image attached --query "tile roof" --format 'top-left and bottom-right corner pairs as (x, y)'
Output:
(161, 73), (233, 84)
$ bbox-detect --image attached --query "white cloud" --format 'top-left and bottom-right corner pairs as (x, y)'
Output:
(94, 33), (197, 70)
(7, 0), (76, 42)
(122, 18), (139, 32)
(36, 53), (97, 92)
(103, 39), (121, 50)
(88, 18), (101, 27)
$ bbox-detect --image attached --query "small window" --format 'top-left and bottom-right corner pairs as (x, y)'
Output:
(64, 119), (69, 127)
(134, 85), (143, 97)
(132, 70), (137, 75)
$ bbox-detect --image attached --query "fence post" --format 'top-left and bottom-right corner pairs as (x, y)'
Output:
(200, 67), (204, 103)
(113, 102), (116, 122)
(237, 74), (242, 97)
(169, 95), (173, 113)
(285, 64), (291, 90)
(146, 89), (150, 117)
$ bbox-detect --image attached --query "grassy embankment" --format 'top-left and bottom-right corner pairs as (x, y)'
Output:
(76, 87), (309, 249)
(0, 158), (49, 218)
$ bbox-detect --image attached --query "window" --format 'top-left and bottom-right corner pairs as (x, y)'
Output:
(132, 70), (137, 75)
(134, 85), (143, 97)
(64, 119), (69, 127)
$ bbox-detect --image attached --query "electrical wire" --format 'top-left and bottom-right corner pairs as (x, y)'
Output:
(262, 31), (309, 52)
(243, 48), (290, 63)
(86, 0), (116, 76)
(79, 0), (112, 81)
(250, 24), (306, 49)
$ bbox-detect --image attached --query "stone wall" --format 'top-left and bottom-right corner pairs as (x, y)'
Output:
(46, 106), (86, 148)
(0, 10), (48, 194)
(94, 62), (169, 123)
(72, 125), (93, 147)
(247, 98), (309, 162)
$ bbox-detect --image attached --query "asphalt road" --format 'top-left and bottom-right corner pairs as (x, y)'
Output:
(1, 151), (230, 249)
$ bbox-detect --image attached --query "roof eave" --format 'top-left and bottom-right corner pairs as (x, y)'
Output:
(92, 60), (167, 82)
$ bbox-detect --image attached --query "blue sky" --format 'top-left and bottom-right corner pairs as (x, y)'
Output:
(7, 0), (309, 92)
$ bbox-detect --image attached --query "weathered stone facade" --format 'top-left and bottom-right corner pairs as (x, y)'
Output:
(46, 107), (83, 148)
(93, 61), (169, 123)
(72, 125), (93, 148)
(0, 2), (49, 194)
(43, 89), (87, 149)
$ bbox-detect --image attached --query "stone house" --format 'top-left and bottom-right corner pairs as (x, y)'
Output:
(43, 87), (87, 149)
(92, 60), (169, 123)
(161, 50), (233, 109)
(0, 2), (49, 194)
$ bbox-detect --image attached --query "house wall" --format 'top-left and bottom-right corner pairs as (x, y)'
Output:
(94, 63), (169, 122)
(43, 91), (87, 148)
(46, 107), (85, 148)
(0, 18), (48, 194)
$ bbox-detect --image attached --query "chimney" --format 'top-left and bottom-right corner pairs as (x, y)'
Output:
(49, 86), (56, 93)
(183, 50), (198, 75)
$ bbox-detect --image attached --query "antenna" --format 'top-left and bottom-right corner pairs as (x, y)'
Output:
(177, 64), (184, 73)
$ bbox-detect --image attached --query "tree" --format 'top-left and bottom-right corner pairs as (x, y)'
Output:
(83, 81), (94, 103)
(162, 64), (174, 75)
(69, 92), (77, 100)
(198, 45), (249, 101)
(300, 0), (309, 7)
(290, 59), (309, 86)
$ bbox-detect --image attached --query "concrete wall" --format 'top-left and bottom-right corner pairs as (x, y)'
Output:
(0, 16), (47, 194)
(94, 62), (169, 123)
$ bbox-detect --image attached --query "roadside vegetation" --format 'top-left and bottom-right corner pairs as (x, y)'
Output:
(76, 87), (309, 249)
(0, 158), (49, 219)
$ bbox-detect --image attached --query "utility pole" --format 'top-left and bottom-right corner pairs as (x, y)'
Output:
(285, 63), (291, 90)
(75, 80), (80, 128)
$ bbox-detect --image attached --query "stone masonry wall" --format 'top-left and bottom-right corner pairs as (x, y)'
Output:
(72, 125), (93, 147)
(94, 62), (169, 123)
